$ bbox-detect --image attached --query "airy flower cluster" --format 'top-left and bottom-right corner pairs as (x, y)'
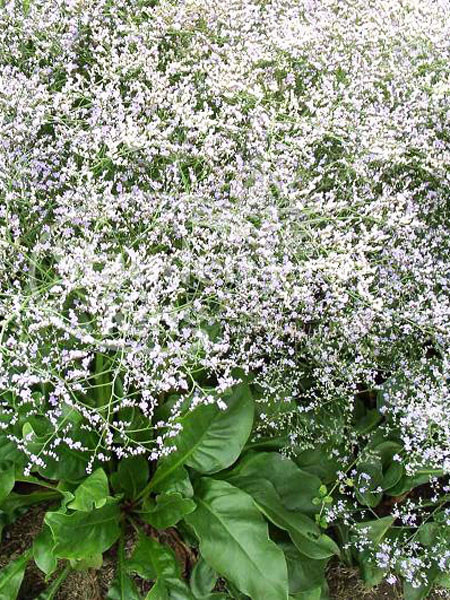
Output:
(0, 0), (449, 485)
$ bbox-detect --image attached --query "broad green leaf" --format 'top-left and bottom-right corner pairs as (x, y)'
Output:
(279, 541), (327, 594)
(140, 493), (196, 529)
(190, 558), (218, 598)
(33, 525), (58, 576)
(435, 572), (450, 588)
(354, 462), (383, 507)
(67, 468), (109, 511)
(225, 476), (339, 559)
(164, 578), (197, 599)
(0, 437), (25, 467)
(111, 456), (149, 500)
(23, 418), (97, 482)
(186, 478), (288, 600)
(69, 554), (103, 570)
(148, 383), (254, 492)
(403, 581), (433, 600)
(33, 565), (70, 600)
(354, 516), (395, 546)
(107, 535), (141, 600)
(358, 551), (385, 587)
(293, 448), (339, 484)
(0, 461), (15, 504)
(386, 471), (436, 497)
(145, 580), (168, 600)
(354, 408), (382, 434)
(129, 533), (195, 599)
(418, 522), (441, 547)
(45, 500), (121, 559)
(224, 452), (321, 515)
(127, 532), (179, 580)
(290, 587), (322, 600)
(0, 549), (31, 600)
(382, 462), (403, 490)
(155, 467), (194, 498)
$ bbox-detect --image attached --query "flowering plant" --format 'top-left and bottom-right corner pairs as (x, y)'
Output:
(0, 0), (449, 598)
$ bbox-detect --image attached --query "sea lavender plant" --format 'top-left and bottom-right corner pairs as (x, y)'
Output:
(0, 0), (449, 595)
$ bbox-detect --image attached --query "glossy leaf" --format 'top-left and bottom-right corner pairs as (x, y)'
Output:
(154, 467), (194, 498)
(224, 451), (321, 515)
(111, 456), (149, 500)
(403, 581), (433, 600)
(190, 558), (218, 598)
(140, 493), (196, 529)
(294, 448), (339, 485)
(355, 516), (395, 546)
(23, 419), (97, 482)
(33, 525), (58, 576)
(0, 549), (31, 600)
(279, 541), (327, 595)
(354, 462), (383, 507)
(148, 383), (254, 492)
(145, 580), (169, 600)
(128, 532), (179, 581)
(45, 500), (121, 559)
(224, 476), (339, 559)
(0, 461), (15, 504)
(69, 554), (103, 570)
(129, 533), (195, 599)
(186, 478), (288, 600)
(67, 468), (109, 511)
(358, 550), (386, 587)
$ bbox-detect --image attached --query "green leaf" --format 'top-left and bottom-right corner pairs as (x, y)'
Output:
(148, 383), (254, 493)
(382, 462), (403, 490)
(69, 554), (103, 570)
(140, 493), (196, 529)
(224, 476), (339, 559)
(224, 452), (321, 515)
(0, 461), (15, 504)
(145, 580), (169, 600)
(293, 448), (339, 485)
(190, 558), (218, 598)
(354, 462), (383, 507)
(354, 409), (382, 434)
(186, 478), (288, 600)
(33, 565), (70, 600)
(67, 468), (109, 511)
(45, 500), (121, 559)
(129, 533), (195, 599)
(107, 535), (141, 600)
(290, 587), (322, 600)
(403, 581), (433, 600)
(33, 525), (58, 576)
(358, 551), (386, 587)
(0, 549), (31, 600)
(23, 418), (97, 482)
(155, 467), (194, 498)
(128, 532), (179, 581)
(111, 456), (149, 500)
(386, 471), (435, 497)
(279, 541), (327, 595)
(355, 516), (395, 546)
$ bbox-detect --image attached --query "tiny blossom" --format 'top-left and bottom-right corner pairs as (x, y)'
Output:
(0, 0), (449, 584)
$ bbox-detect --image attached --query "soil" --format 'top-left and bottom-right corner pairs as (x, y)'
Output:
(2, 506), (449, 600)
